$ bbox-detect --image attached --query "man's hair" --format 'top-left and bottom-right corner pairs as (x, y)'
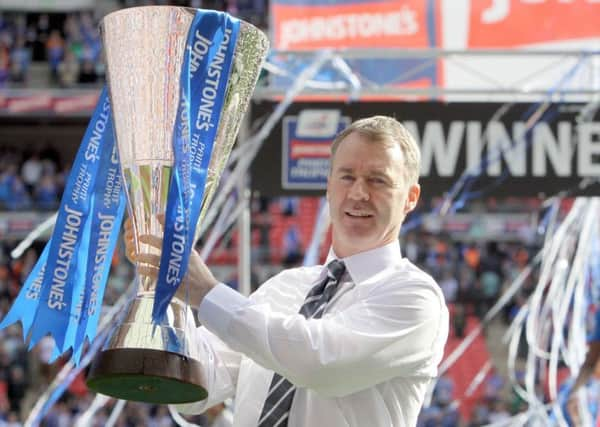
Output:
(330, 115), (421, 186)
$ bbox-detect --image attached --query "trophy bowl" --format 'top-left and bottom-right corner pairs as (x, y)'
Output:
(86, 6), (268, 404)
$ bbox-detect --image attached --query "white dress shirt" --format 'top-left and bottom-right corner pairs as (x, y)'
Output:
(177, 241), (449, 427)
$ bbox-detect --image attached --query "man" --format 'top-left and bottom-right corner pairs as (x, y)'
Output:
(131, 115), (449, 426)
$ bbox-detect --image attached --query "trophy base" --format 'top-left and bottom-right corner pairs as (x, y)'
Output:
(87, 348), (208, 404)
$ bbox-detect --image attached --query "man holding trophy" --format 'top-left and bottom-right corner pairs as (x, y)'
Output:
(129, 115), (449, 426)
(0, 4), (447, 426)
(97, 7), (448, 425)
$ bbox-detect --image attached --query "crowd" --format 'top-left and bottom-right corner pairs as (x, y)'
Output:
(0, 1), (267, 89)
(0, 175), (553, 426)
(0, 147), (65, 211)
(407, 230), (544, 427)
(0, 12), (103, 88)
(0, 1), (585, 426)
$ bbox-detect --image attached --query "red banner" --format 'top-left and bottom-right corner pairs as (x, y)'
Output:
(468, 0), (600, 48)
(272, 0), (430, 50)
(0, 91), (100, 115)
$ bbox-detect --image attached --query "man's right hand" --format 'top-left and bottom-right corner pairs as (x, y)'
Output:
(123, 215), (218, 307)
(124, 216), (137, 264)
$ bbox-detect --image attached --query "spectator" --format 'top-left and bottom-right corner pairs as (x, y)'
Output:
(280, 196), (299, 216)
(46, 30), (64, 81)
(452, 303), (466, 338)
(0, 43), (9, 87)
(6, 365), (27, 414)
(9, 36), (30, 84)
(21, 153), (43, 196)
(403, 232), (420, 263)
(41, 397), (72, 427)
(39, 145), (60, 175)
(2, 411), (21, 427)
(57, 50), (79, 87)
(439, 269), (459, 303)
(488, 399), (510, 424)
(433, 373), (455, 408)
(463, 243), (480, 271)
(0, 165), (30, 210)
(35, 174), (59, 210)
(33, 14), (51, 61)
(77, 58), (97, 84)
(282, 223), (302, 266)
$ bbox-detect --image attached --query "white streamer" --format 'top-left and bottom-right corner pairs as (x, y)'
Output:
(522, 201), (586, 419)
(169, 404), (203, 427)
(74, 394), (111, 427)
(549, 200), (597, 400)
(330, 55), (362, 101)
(199, 193), (239, 261)
(105, 399), (126, 427)
(262, 60), (348, 90)
(11, 212), (57, 259)
(198, 50), (334, 239)
(302, 198), (330, 267)
(25, 279), (136, 426)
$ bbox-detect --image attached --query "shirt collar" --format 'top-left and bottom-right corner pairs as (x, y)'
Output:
(325, 240), (401, 284)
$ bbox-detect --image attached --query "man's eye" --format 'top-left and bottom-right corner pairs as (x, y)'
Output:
(340, 175), (354, 181)
(369, 177), (386, 185)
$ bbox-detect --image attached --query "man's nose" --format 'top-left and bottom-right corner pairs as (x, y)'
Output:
(348, 179), (369, 200)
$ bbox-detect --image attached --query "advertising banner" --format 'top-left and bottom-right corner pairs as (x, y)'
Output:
(1, 0), (95, 10)
(439, 0), (600, 100)
(251, 101), (600, 199)
(282, 110), (350, 189)
(0, 91), (100, 115)
(269, 0), (438, 91)
(270, 0), (600, 100)
(466, 0), (600, 48)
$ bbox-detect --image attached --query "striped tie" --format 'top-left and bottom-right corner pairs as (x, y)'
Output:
(257, 260), (346, 427)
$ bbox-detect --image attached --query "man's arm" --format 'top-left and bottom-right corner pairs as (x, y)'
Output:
(199, 273), (447, 398)
(133, 232), (447, 398)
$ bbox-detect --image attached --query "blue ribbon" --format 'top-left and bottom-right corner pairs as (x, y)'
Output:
(0, 11), (241, 363)
(154, 11), (240, 322)
(27, 89), (115, 353)
(0, 243), (50, 339)
(0, 88), (124, 364)
(72, 143), (126, 363)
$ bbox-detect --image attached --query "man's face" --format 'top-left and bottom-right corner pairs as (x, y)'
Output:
(327, 131), (420, 258)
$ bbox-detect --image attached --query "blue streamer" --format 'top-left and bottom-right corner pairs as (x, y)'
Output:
(154, 11), (240, 322)
(28, 89), (114, 353)
(0, 87), (126, 366)
(0, 243), (50, 339)
(439, 54), (590, 216)
(72, 143), (126, 363)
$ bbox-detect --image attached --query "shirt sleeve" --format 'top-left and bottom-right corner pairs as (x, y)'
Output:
(198, 277), (447, 398)
(175, 326), (241, 415)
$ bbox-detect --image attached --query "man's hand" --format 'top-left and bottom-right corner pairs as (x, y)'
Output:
(123, 217), (137, 264)
(124, 215), (219, 307)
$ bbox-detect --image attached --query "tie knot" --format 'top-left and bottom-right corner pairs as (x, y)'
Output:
(326, 260), (346, 282)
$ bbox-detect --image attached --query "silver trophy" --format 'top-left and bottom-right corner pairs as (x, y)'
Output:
(86, 6), (268, 404)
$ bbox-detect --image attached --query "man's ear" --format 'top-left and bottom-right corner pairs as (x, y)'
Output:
(404, 184), (420, 213)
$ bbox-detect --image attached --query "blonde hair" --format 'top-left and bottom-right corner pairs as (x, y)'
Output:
(330, 115), (421, 185)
